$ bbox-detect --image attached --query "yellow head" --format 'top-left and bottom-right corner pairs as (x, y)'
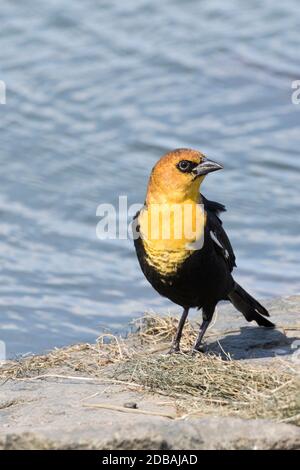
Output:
(139, 150), (223, 275)
(146, 148), (223, 204)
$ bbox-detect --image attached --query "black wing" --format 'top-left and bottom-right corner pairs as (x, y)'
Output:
(201, 195), (226, 219)
(202, 195), (237, 272)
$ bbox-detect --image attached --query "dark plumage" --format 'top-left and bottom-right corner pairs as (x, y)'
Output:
(133, 149), (274, 353)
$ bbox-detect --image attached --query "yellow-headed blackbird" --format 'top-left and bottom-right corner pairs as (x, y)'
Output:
(133, 148), (274, 353)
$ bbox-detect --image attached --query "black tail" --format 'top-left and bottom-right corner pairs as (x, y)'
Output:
(228, 282), (275, 328)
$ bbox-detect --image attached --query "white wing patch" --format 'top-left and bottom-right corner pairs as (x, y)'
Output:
(210, 230), (230, 259)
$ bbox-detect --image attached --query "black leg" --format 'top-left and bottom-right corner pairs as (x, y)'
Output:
(192, 305), (215, 353)
(168, 307), (189, 354)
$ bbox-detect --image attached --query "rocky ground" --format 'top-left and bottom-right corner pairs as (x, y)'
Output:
(0, 296), (299, 450)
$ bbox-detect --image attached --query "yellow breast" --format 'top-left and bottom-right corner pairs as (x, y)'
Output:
(138, 200), (206, 276)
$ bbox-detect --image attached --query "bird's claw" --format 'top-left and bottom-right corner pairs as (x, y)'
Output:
(190, 344), (206, 356)
(167, 344), (180, 355)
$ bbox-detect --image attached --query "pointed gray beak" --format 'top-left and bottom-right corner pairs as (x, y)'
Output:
(192, 158), (223, 177)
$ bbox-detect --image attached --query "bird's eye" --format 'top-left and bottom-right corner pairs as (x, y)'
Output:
(177, 160), (191, 172)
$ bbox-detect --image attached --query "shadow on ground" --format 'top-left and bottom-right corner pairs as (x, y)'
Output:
(207, 327), (300, 361)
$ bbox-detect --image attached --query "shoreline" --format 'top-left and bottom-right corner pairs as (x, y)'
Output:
(0, 295), (299, 450)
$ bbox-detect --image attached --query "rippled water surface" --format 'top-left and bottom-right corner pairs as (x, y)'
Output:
(0, 0), (299, 355)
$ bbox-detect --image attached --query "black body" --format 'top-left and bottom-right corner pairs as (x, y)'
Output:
(133, 195), (274, 336)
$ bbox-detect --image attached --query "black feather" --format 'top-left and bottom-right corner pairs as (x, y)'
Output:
(228, 283), (274, 327)
(133, 194), (274, 337)
(203, 196), (237, 271)
(201, 195), (226, 217)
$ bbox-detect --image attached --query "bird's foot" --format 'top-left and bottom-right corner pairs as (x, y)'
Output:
(167, 343), (180, 355)
(190, 344), (206, 356)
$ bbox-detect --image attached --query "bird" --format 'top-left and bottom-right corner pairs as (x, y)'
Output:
(132, 148), (275, 354)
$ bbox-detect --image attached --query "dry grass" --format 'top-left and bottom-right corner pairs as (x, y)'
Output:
(134, 312), (197, 350)
(113, 353), (300, 423)
(0, 339), (132, 380)
(0, 313), (187, 380)
(1, 313), (299, 424)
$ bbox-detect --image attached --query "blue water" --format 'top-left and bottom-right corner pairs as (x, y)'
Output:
(0, 0), (299, 356)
